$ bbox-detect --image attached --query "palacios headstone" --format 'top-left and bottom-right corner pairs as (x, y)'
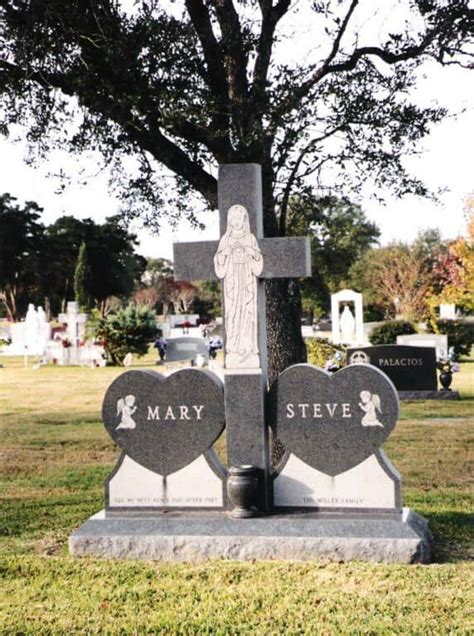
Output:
(269, 364), (401, 511)
(102, 368), (226, 512)
(347, 344), (437, 391)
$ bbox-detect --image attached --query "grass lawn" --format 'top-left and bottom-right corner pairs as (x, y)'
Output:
(0, 350), (472, 633)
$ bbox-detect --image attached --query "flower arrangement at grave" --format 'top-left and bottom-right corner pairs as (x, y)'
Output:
(436, 347), (460, 390)
(436, 348), (460, 374)
(324, 350), (346, 373)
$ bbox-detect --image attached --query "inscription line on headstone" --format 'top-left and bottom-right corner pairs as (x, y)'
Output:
(173, 163), (311, 511)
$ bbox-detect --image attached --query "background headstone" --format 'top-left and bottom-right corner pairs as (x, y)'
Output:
(331, 289), (364, 345)
(397, 333), (448, 355)
(58, 301), (88, 364)
(439, 303), (456, 320)
(348, 345), (437, 391)
(165, 337), (209, 363)
(4, 304), (51, 356)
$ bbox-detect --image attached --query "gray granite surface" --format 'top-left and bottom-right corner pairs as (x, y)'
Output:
(348, 345), (437, 391)
(225, 372), (270, 511)
(69, 508), (432, 563)
(102, 368), (225, 476)
(398, 390), (460, 400)
(174, 237), (311, 282)
(269, 364), (399, 476)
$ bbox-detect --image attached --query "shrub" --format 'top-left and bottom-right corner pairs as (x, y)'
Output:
(90, 305), (157, 365)
(306, 337), (346, 369)
(428, 319), (474, 359)
(369, 320), (416, 345)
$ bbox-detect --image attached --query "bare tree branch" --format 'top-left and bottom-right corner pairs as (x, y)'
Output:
(213, 0), (249, 102)
(321, 0), (359, 69)
(251, 0), (291, 106)
(184, 0), (233, 158)
(271, 6), (473, 121)
(184, 0), (228, 106)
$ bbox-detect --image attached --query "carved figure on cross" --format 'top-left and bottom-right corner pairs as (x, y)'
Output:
(174, 163), (311, 375)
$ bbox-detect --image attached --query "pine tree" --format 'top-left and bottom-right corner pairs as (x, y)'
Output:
(74, 241), (93, 311)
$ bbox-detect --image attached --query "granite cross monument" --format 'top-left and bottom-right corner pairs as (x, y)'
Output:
(69, 163), (432, 563)
(174, 163), (311, 508)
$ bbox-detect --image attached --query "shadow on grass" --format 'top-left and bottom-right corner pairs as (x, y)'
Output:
(2, 493), (473, 564)
(0, 494), (102, 541)
(423, 510), (473, 563)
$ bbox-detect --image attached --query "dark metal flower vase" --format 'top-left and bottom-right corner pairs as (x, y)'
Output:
(227, 465), (260, 518)
(439, 371), (453, 390)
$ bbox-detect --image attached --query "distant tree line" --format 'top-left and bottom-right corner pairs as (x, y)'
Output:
(2, 191), (471, 325)
(0, 193), (146, 320)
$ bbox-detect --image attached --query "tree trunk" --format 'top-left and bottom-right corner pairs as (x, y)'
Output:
(7, 287), (18, 322)
(265, 278), (307, 387)
(260, 158), (307, 385)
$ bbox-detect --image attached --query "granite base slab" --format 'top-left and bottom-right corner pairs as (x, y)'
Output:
(69, 508), (432, 564)
(398, 390), (460, 400)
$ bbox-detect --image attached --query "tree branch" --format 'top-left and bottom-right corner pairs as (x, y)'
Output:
(271, 5), (472, 121)
(252, 0), (291, 106)
(213, 0), (249, 102)
(322, 0), (359, 69)
(184, 0), (233, 159)
(0, 60), (218, 206)
(184, 0), (229, 107)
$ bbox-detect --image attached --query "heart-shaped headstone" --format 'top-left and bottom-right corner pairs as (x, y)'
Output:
(102, 368), (225, 476)
(268, 364), (399, 476)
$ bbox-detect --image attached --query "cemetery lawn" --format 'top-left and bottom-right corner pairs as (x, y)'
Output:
(1, 352), (472, 634)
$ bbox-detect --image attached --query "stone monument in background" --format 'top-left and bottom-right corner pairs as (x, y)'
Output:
(57, 301), (88, 365)
(4, 303), (51, 357)
(331, 289), (364, 345)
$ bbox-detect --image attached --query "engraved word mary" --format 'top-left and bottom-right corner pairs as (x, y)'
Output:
(214, 204), (263, 369)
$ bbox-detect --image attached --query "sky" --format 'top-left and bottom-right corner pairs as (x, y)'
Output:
(1, 1), (472, 260)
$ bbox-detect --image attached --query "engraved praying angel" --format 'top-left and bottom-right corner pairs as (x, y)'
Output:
(116, 395), (137, 430)
(359, 391), (383, 427)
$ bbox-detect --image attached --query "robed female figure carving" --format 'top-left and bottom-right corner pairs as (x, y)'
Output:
(214, 205), (263, 368)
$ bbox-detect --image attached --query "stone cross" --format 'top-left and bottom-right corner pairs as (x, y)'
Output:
(173, 163), (311, 509)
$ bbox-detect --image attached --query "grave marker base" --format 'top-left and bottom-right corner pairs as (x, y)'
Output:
(399, 390), (460, 401)
(69, 508), (432, 564)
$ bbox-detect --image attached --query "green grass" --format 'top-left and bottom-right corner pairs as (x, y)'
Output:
(0, 349), (473, 633)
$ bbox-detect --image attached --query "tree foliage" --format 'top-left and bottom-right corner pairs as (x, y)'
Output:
(0, 196), (147, 318)
(429, 203), (474, 312)
(1, 0), (472, 377)
(369, 320), (417, 345)
(44, 215), (147, 315)
(0, 194), (45, 320)
(74, 241), (93, 311)
(350, 242), (433, 320)
(286, 194), (380, 317)
(90, 304), (157, 365)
